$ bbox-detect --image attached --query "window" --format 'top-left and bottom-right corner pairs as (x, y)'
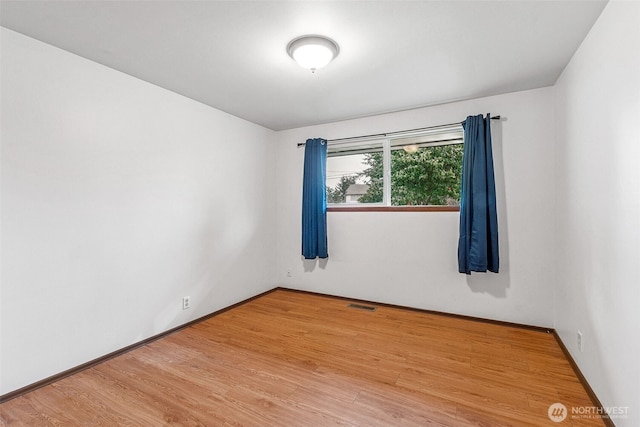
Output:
(326, 125), (464, 209)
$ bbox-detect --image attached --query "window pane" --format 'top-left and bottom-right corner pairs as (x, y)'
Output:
(390, 143), (463, 206)
(325, 131), (463, 208)
(327, 149), (383, 204)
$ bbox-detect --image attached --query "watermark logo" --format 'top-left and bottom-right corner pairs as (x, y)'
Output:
(572, 405), (629, 420)
(548, 403), (568, 422)
(548, 402), (629, 421)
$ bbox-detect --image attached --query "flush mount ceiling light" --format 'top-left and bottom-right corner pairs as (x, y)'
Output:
(287, 35), (339, 73)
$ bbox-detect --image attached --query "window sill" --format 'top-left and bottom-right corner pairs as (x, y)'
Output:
(327, 205), (459, 212)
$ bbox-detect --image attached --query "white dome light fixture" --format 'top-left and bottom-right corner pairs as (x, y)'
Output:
(287, 35), (339, 73)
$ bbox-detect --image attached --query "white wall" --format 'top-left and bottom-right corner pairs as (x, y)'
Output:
(275, 87), (556, 328)
(0, 28), (276, 395)
(554, 1), (640, 423)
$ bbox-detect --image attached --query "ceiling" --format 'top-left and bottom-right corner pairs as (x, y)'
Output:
(0, 1), (607, 131)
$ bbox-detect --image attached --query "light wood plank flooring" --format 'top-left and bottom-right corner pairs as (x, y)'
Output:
(1, 290), (605, 426)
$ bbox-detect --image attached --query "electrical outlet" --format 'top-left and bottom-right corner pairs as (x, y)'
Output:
(286, 270), (292, 278)
(577, 330), (583, 352)
(182, 296), (191, 310)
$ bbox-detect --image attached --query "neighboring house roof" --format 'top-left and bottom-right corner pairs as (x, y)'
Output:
(346, 184), (370, 196)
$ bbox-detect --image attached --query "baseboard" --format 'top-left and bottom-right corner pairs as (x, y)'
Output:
(275, 286), (553, 333)
(0, 287), (277, 404)
(551, 331), (616, 427)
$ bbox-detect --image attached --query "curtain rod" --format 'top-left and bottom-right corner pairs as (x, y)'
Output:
(297, 115), (501, 147)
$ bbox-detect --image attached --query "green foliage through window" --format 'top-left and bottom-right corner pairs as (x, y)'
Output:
(358, 145), (463, 205)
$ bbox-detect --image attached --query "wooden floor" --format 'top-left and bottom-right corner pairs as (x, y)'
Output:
(1, 290), (604, 426)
